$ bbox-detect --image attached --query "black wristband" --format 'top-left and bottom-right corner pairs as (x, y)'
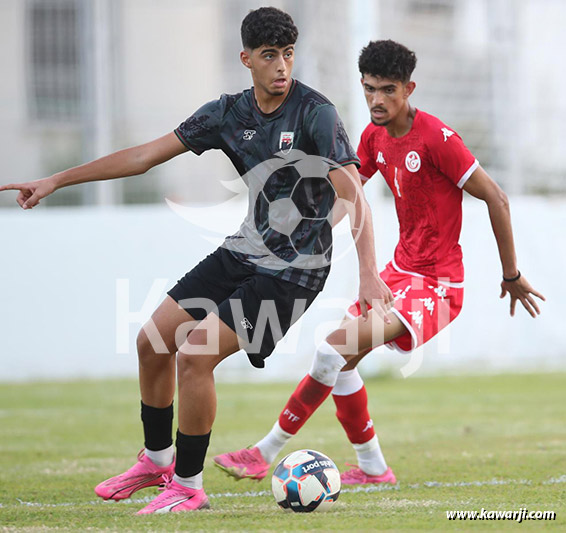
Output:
(503, 270), (521, 282)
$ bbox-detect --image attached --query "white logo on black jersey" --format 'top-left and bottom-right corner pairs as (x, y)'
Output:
(441, 127), (454, 142)
(377, 151), (386, 164)
(243, 130), (256, 141)
(241, 317), (253, 329)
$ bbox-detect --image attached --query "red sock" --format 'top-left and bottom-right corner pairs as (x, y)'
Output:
(278, 374), (333, 434)
(333, 385), (376, 444)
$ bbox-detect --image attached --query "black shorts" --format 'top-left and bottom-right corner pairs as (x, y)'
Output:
(167, 247), (320, 368)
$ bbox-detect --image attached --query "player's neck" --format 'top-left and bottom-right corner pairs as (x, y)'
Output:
(253, 82), (292, 114)
(385, 105), (416, 138)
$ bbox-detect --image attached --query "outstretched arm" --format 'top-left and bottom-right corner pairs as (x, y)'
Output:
(0, 132), (187, 209)
(463, 166), (545, 317)
(329, 164), (393, 321)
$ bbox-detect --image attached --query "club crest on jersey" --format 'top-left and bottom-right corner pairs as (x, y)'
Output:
(405, 151), (421, 173)
(279, 131), (294, 154)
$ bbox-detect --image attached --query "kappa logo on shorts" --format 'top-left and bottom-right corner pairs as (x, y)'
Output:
(420, 297), (435, 316)
(429, 284), (447, 300)
(408, 310), (424, 329)
(240, 317), (253, 330)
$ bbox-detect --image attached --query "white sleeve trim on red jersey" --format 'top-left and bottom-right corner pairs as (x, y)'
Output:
(456, 158), (479, 189)
(392, 258), (465, 288)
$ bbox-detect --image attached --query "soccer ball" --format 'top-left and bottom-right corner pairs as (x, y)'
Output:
(271, 449), (341, 512)
(254, 161), (337, 267)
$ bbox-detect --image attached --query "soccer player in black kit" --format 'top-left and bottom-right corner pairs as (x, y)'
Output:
(0, 8), (392, 513)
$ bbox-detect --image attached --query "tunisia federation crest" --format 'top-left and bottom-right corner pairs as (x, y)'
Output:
(279, 131), (294, 154)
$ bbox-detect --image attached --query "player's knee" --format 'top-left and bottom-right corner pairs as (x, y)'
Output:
(308, 341), (347, 386)
(176, 329), (214, 373)
(325, 327), (367, 358)
(325, 328), (359, 353)
(176, 350), (194, 376)
(176, 350), (211, 379)
(136, 328), (153, 359)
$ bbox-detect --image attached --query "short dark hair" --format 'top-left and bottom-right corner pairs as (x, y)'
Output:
(358, 40), (417, 83)
(241, 7), (298, 50)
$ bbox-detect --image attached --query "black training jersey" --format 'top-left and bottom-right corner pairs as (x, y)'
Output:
(175, 79), (359, 291)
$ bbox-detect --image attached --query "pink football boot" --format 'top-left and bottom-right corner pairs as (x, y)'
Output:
(137, 476), (210, 514)
(340, 465), (397, 486)
(213, 446), (270, 481)
(94, 449), (174, 500)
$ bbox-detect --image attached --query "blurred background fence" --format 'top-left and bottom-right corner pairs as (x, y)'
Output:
(0, 0), (564, 382)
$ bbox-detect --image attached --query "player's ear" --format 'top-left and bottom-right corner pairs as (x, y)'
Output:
(240, 49), (252, 69)
(404, 81), (416, 98)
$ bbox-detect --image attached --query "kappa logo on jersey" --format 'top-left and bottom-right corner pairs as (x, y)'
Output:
(441, 127), (454, 142)
(405, 151), (421, 173)
(243, 129), (256, 141)
(279, 131), (294, 154)
(240, 317), (253, 330)
(377, 151), (386, 165)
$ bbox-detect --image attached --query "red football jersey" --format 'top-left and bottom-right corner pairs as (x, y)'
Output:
(358, 109), (478, 283)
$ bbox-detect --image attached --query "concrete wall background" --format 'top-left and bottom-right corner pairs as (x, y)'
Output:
(1, 184), (563, 383)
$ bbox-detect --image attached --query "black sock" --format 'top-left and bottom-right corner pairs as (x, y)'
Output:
(175, 430), (211, 478)
(140, 401), (174, 451)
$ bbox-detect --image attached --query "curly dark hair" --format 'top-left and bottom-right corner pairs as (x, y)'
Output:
(358, 40), (417, 82)
(241, 7), (298, 50)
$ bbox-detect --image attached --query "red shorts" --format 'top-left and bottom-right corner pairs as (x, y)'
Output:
(346, 261), (464, 353)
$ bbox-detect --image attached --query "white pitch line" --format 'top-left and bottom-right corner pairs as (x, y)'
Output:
(2, 475), (563, 510)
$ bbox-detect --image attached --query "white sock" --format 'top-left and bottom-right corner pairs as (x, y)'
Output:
(332, 368), (364, 396)
(144, 444), (174, 467)
(173, 471), (203, 490)
(308, 341), (347, 387)
(255, 421), (294, 464)
(353, 435), (388, 476)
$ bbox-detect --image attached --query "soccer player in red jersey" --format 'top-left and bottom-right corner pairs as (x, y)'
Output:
(214, 40), (545, 485)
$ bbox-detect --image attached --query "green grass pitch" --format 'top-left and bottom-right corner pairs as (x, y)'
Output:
(1, 373), (565, 531)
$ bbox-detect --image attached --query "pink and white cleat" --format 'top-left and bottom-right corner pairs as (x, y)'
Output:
(136, 476), (210, 514)
(340, 465), (397, 486)
(213, 446), (270, 481)
(94, 449), (174, 501)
